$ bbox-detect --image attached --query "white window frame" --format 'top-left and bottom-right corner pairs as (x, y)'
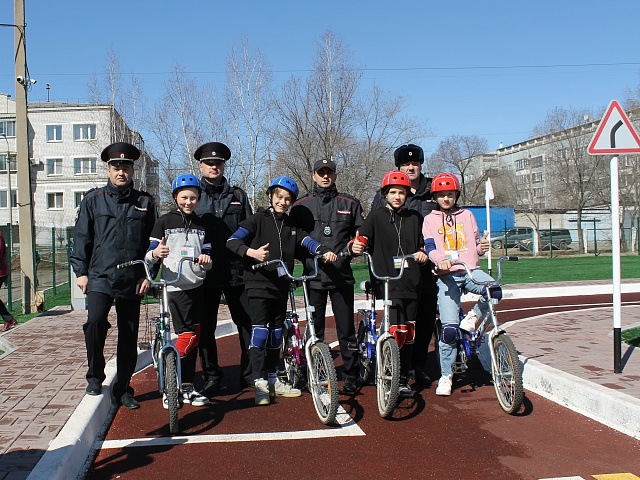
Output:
(74, 157), (97, 175)
(0, 153), (17, 173)
(46, 158), (63, 176)
(46, 124), (63, 142)
(73, 123), (96, 141)
(46, 192), (64, 210)
(0, 120), (16, 138)
(0, 189), (17, 209)
(74, 191), (87, 208)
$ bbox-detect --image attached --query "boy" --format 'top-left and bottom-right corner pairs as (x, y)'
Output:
(145, 174), (212, 407)
(422, 172), (493, 396)
(351, 170), (428, 398)
(227, 176), (337, 406)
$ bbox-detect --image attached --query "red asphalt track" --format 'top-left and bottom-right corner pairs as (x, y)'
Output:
(87, 294), (640, 480)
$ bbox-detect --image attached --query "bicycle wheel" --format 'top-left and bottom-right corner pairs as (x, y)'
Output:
(356, 319), (372, 385)
(491, 333), (524, 415)
(377, 337), (400, 418)
(308, 342), (339, 425)
(163, 349), (180, 434)
(282, 326), (306, 388)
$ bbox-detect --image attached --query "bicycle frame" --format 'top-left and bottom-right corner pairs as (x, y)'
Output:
(362, 252), (416, 378)
(117, 257), (196, 392)
(357, 282), (377, 364)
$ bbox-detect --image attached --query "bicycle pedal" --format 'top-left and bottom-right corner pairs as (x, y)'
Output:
(347, 342), (358, 351)
(138, 341), (151, 350)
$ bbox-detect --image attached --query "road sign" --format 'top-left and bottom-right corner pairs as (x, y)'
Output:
(588, 100), (640, 155)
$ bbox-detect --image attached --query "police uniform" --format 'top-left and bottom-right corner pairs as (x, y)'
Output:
(290, 159), (365, 387)
(371, 144), (438, 385)
(193, 142), (254, 392)
(71, 142), (158, 408)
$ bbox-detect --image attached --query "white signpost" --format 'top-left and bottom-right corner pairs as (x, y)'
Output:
(588, 99), (640, 373)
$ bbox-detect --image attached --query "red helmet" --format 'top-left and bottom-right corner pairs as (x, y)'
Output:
(381, 170), (411, 192)
(430, 172), (460, 193)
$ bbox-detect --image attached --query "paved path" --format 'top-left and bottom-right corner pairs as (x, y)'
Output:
(0, 280), (639, 479)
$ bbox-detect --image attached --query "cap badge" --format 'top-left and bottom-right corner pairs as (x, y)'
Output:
(408, 152), (413, 156)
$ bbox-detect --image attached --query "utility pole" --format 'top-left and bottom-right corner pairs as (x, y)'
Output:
(14, 0), (37, 313)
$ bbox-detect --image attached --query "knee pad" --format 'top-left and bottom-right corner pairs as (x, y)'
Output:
(441, 323), (459, 346)
(483, 284), (503, 301)
(390, 325), (408, 348)
(267, 327), (283, 350)
(250, 326), (269, 349)
(405, 321), (416, 345)
(175, 331), (197, 358)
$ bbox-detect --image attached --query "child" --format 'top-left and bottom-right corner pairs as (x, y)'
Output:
(422, 172), (493, 396)
(145, 174), (212, 407)
(227, 176), (337, 406)
(351, 170), (428, 398)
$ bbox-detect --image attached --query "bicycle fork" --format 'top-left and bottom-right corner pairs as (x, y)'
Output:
(157, 286), (182, 393)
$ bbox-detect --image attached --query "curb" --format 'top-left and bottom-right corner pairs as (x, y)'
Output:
(521, 357), (640, 440)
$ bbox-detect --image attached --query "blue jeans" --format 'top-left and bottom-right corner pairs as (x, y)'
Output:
(436, 269), (495, 376)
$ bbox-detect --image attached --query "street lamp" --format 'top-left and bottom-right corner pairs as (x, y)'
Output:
(46, 83), (50, 102)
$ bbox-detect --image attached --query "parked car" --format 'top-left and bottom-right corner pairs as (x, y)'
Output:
(520, 229), (573, 251)
(491, 227), (533, 250)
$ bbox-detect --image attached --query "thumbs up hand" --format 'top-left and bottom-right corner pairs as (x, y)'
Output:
(480, 231), (490, 253)
(248, 243), (270, 262)
(153, 236), (170, 259)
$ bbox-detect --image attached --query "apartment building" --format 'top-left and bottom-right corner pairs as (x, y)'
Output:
(0, 93), (159, 244)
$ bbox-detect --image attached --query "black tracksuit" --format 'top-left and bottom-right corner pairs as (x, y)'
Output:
(227, 207), (328, 380)
(290, 184), (365, 381)
(358, 204), (425, 379)
(372, 174), (438, 377)
(195, 176), (253, 386)
(71, 180), (157, 399)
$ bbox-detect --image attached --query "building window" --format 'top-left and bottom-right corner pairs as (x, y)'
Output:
(74, 157), (97, 174)
(532, 172), (543, 183)
(0, 120), (16, 138)
(532, 187), (544, 198)
(73, 124), (96, 141)
(74, 191), (87, 207)
(0, 154), (16, 172)
(0, 190), (17, 208)
(47, 192), (64, 210)
(46, 125), (63, 142)
(515, 158), (529, 171)
(530, 155), (543, 168)
(46, 158), (63, 176)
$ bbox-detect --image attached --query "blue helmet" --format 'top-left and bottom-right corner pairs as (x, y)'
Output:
(172, 174), (201, 196)
(267, 176), (299, 201)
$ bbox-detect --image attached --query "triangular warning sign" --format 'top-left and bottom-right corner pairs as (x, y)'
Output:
(588, 100), (640, 155)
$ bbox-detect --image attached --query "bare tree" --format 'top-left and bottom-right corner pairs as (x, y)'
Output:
(429, 135), (489, 203)
(533, 107), (608, 252)
(225, 37), (273, 207)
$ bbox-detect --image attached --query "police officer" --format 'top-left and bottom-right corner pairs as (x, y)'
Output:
(71, 142), (158, 409)
(194, 142), (254, 395)
(290, 159), (365, 392)
(371, 144), (438, 386)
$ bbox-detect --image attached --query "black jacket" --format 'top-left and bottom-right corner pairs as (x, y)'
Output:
(358, 206), (424, 300)
(371, 174), (437, 219)
(70, 180), (158, 298)
(195, 176), (252, 289)
(227, 208), (326, 299)
(290, 184), (365, 289)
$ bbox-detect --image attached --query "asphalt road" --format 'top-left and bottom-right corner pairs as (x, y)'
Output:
(85, 296), (640, 480)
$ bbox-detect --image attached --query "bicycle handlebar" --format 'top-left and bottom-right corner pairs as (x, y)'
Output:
(362, 251), (418, 282)
(450, 256), (517, 285)
(116, 256), (198, 286)
(251, 254), (322, 282)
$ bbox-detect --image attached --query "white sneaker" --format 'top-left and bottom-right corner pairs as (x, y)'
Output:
(270, 378), (302, 398)
(436, 375), (453, 396)
(255, 379), (270, 405)
(459, 310), (478, 332)
(182, 384), (209, 406)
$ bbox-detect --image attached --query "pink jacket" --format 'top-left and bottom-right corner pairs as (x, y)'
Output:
(422, 208), (484, 273)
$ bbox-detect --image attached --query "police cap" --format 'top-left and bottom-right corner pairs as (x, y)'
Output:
(313, 158), (337, 173)
(393, 144), (424, 167)
(194, 142), (231, 162)
(100, 142), (140, 165)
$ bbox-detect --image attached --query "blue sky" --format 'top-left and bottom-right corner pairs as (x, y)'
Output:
(1, 0), (639, 156)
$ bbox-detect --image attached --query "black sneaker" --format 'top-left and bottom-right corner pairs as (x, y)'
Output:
(413, 369), (432, 387)
(203, 378), (219, 397)
(399, 384), (414, 398)
(342, 378), (357, 393)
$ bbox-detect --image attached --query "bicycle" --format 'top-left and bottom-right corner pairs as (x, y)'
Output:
(355, 252), (417, 419)
(433, 256), (523, 414)
(251, 255), (339, 425)
(117, 256), (196, 434)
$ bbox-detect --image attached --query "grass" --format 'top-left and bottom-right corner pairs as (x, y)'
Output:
(622, 327), (640, 348)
